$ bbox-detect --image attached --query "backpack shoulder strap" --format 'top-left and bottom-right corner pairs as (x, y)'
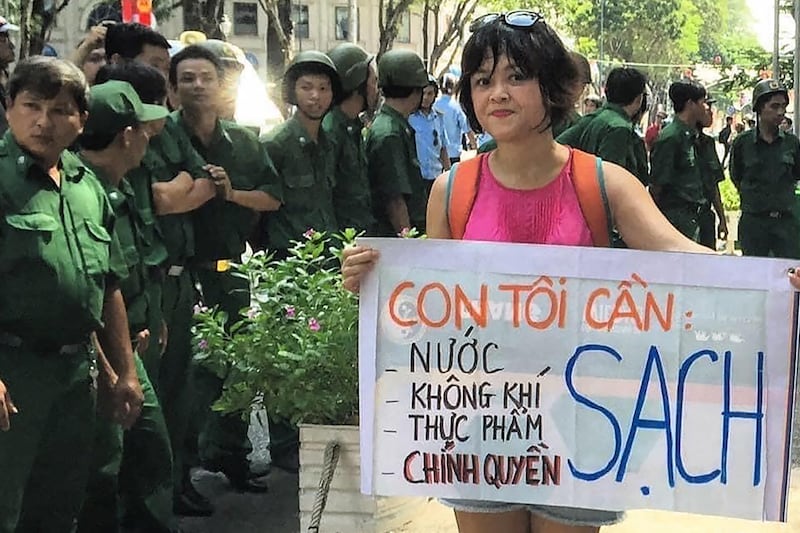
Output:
(570, 149), (612, 247)
(445, 154), (483, 240)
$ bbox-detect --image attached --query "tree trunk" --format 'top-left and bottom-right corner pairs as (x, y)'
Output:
(428, 0), (477, 74)
(259, 0), (292, 73)
(377, 0), (413, 58)
(422, 0), (429, 66)
(17, 0), (33, 59)
(182, 0), (223, 37)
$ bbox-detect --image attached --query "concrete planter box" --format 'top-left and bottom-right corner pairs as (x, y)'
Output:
(298, 424), (425, 532)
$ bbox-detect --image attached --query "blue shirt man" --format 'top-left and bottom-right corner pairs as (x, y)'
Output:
(433, 74), (475, 163)
(409, 79), (449, 193)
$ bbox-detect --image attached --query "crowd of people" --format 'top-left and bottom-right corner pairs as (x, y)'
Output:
(0, 8), (799, 533)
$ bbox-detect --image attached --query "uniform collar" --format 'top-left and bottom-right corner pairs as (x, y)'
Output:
(379, 104), (413, 134)
(671, 116), (698, 139)
(173, 110), (233, 148)
(0, 130), (86, 183)
(603, 103), (634, 123)
(330, 106), (362, 135)
(286, 115), (326, 148)
(754, 125), (785, 144)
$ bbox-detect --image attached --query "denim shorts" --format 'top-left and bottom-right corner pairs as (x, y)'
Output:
(439, 498), (624, 527)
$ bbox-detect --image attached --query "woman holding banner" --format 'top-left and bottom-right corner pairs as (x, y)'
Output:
(341, 11), (800, 533)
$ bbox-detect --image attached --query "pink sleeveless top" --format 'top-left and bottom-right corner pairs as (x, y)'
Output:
(462, 151), (594, 245)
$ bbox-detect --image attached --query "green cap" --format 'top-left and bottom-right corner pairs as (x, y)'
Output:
(83, 80), (168, 138)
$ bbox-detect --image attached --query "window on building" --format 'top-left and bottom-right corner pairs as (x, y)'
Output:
(397, 11), (410, 43)
(292, 4), (310, 40)
(334, 6), (358, 41)
(233, 2), (258, 36)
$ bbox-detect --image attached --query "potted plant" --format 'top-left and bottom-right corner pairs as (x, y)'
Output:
(193, 229), (423, 532)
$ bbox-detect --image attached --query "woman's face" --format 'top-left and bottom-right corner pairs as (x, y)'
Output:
(470, 53), (545, 142)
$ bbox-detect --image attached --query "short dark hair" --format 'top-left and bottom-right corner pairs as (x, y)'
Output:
(458, 17), (579, 133)
(105, 23), (169, 61)
(94, 62), (167, 104)
(605, 67), (647, 107)
(726, 115), (733, 122)
(668, 80), (706, 112)
(169, 44), (223, 88)
(570, 51), (592, 85)
(8, 56), (89, 113)
(784, 117), (793, 127)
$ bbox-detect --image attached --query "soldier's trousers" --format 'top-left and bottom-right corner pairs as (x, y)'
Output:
(0, 345), (95, 533)
(78, 355), (175, 533)
(159, 268), (196, 490)
(739, 211), (800, 259)
(662, 204), (702, 243)
(698, 204), (717, 249)
(187, 269), (253, 470)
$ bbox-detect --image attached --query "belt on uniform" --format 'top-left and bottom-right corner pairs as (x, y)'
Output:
(195, 259), (232, 273)
(166, 265), (185, 277)
(749, 210), (790, 219)
(0, 331), (89, 355)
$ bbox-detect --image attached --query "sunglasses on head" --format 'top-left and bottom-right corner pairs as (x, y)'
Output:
(469, 10), (543, 32)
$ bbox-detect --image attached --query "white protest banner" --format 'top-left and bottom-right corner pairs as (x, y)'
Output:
(357, 238), (800, 522)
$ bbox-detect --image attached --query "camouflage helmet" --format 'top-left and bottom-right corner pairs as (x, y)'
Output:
(282, 50), (341, 105)
(327, 43), (373, 94)
(378, 49), (427, 89)
(753, 79), (788, 112)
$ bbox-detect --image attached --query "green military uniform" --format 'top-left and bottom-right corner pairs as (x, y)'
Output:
(730, 128), (800, 258)
(0, 132), (124, 533)
(145, 117), (210, 495)
(176, 111), (281, 476)
(322, 106), (374, 233)
(77, 169), (175, 533)
(649, 118), (708, 242)
(557, 103), (650, 185)
(262, 115), (337, 252)
(367, 105), (427, 235)
(695, 132), (725, 248)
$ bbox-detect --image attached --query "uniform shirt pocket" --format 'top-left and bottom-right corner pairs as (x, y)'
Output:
(3, 212), (59, 263)
(79, 219), (112, 275)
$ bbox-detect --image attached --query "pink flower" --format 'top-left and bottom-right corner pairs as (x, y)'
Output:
(193, 304), (208, 315)
(303, 228), (317, 239)
(198, 339), (208, 350)
(398, 227), (411, 238)
(285, 306), (296, 318)
(247, 307), (259, 319)
(308, 318), (321, 332)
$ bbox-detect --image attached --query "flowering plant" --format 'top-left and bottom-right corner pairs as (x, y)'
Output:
(193, 229), (360, 425)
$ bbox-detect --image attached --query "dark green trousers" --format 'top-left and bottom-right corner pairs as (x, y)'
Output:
(159, 269), (196, 489)
(739, 211), (800, 259)
(0, 346), (95, 533)
(78, 355), (175, 533)
(698, 204), (717, 249)
(662, 204), (702, 243)
(187, 269), (252, 470)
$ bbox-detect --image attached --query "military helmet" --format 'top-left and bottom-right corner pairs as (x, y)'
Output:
(378, 49), (427, 89)
(753, 79), (788, 111)
(327, 43), (373, 94)
(282, 50), (341, 106)
(200, 39), (247, 66)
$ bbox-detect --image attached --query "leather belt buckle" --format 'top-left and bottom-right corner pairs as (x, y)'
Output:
(167, 265), (184, 276)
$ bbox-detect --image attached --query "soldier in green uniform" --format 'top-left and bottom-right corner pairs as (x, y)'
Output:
(696, 94), (729, 249)
(649, 80), (713, 242)
(0, 56), (143, 533)
(261, 51), (340, 258)
(730, 79), (800, 259)
(323, 43), (379, 234)
(170, 44), (281, 493)
(557, 67), (649, 185)
(105, 29), (221, 516)
(367, 49), (429, 236)
(74, 80), (175, 533)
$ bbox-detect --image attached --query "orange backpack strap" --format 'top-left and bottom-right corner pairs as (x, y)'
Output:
(570, 149), (613, 247)
(445, 154), (483, 239)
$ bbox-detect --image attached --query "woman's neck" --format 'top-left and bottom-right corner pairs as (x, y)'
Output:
(490, 134), (569, 189)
